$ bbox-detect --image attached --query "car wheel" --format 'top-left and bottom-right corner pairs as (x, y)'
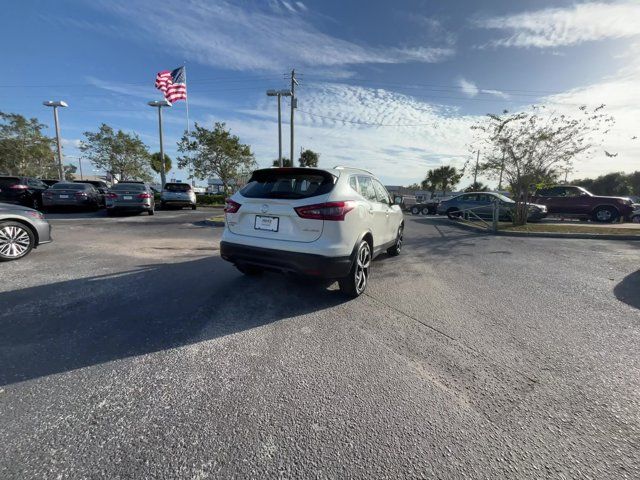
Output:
(192, 204), (197, 210)
(411, 206), (420, 215)
(160, 202), (166, 210)
(387, 224), (403, 256)
(592, 206), (618, 223)
(421, 206), (430, 215)
(148, 208), (155, 216)
(446, 208), (461, 220)
(0, 221), (35, 262)
(632, 215), (640, 224)
(339, 239), (371, 298)
(236, 264), (263, 276)
(31, 197), (41, 211)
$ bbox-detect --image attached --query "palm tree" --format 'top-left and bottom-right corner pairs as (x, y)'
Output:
(421, 169), (440, 197)
(433, 166), (462, 195)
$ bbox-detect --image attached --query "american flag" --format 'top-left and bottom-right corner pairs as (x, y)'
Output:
(155, 66), (187, 103)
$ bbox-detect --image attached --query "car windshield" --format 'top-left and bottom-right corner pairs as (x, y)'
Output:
(495, 193), (514, 203)
(241, 169), (335, 199)
(111, 184), (145, 191)
(164, 183), (191, 192)
(51, 183), (87, 190)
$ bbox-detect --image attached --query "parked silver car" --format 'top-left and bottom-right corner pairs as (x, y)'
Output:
(437, 192), (548, 221)
(160, 182), (197, 210)
(106, 182), (155, 216)
(0, 204), (52, 261)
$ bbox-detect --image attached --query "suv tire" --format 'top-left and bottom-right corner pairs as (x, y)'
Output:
(592, 206), (618, 223)
(446, 208), (461, 220)
(387, 225), (403, 256)
(339, 239), (371, 298)
(192, 204), (197, 210)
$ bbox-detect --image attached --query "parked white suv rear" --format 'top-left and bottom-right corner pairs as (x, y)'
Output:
(220, 167), (404, 297)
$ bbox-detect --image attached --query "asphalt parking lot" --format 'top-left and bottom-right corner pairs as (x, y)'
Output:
(1, 210), (639, 479)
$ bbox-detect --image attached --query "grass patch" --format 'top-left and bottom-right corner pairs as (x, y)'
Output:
(501, 223), (640, 235)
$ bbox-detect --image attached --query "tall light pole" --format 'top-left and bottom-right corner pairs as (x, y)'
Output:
(147, 100), (172, 187)
(266, 89), (291, 167)
(43, 100), (68, 181)
(290, 69), (298, 165)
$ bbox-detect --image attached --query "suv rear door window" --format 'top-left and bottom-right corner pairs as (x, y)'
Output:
(357, 176), (378, 202)
(241, 169), (335, 199)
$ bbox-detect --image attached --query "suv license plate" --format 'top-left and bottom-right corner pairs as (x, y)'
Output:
(123, 195), (133, 200)
(255, 215), (279, 232)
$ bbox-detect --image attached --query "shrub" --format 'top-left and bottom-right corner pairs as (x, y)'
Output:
(196, 194), (225, 205)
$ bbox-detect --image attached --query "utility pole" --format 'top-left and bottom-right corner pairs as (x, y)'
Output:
(290, 69), (298, 165)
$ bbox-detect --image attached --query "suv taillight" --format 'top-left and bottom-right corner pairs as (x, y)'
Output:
(10, 184), (28, 190)
(106, 193), (117, 199)
(295, 201), (355, 221)
(224, 199), (241, 213)
(137, 193), (152, 199)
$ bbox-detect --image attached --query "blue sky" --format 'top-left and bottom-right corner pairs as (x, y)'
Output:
(2, 0), (639, 186)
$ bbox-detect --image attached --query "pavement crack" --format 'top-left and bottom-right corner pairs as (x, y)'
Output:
(363, 292), (539, 386)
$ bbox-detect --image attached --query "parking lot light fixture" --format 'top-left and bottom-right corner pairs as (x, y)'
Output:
(266, 89), (291, 167)
(147, 100), (172, 187)
(43, 100), (68, 181)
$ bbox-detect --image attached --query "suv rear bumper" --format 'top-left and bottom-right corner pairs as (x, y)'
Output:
(220, 241), (353, 278)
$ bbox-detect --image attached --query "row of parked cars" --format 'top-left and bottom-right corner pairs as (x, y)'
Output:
(0, 175), (199, 262)
(0, 175), (198, 214)
(399, 185), (639, 223)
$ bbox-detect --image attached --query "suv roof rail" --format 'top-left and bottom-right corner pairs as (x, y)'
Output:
(332, 166), (374, 175)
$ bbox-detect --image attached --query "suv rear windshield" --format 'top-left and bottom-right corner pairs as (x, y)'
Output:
(164, 183), (191, 192)
(112, 183), (146, 191)
(241, 169), (335, 199)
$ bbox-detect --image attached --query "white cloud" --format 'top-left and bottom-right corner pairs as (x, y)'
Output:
(216, 83), (480, 185)
(458, 78), (479, 97)
(475, 2), (640, 48)
(93, 0), (454, 72)
(458, 78), (509, 99)
(541, 59), (640, 178)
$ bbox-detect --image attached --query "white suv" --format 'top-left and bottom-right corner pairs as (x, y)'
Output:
(220, 167), (404, 297)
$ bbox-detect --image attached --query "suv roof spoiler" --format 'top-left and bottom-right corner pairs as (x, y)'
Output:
(332, 166), (374, 175)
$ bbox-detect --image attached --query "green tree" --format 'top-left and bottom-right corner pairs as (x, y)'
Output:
(628, 171), (640, 196)
(0, 111), (56, 177)
(464, 181), (489, 192)
(432, 165), (462, 195)
(421, 169), (440, 196)
(574, 172), (630, 196)
(272, 158), (293, 167)
(80, 124), (152, 182)
(150, 152), (172, 176)
(63, 164), (77, 179)
(177, 122), (256, 194)
(298, 149), (319, 167)
(472, 105), (614, 224)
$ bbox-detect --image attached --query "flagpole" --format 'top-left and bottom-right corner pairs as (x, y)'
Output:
(183, 64), (194, 187)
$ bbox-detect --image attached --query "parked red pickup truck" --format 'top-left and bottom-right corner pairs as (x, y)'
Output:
(530, 185), (634, 223)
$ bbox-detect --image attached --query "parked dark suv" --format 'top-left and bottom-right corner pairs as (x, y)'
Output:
(74, 180), (109, 206)
(530, 185), (634, 223)
(0, 176), (49, 210)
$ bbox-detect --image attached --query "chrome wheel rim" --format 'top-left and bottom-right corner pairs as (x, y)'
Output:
(396, 227), (403, 252)
(0, 225), (31, 258)
(354, 242), (371, 294)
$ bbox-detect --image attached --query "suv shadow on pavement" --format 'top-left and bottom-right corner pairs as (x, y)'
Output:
(614, 269), (640, 310)
(0, 256), (348, 386)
